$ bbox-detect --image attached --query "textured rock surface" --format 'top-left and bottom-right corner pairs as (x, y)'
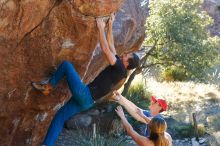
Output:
(65, 103), (118, 132)
(0, 0), (147, 145)
(203, 0), (220, 36)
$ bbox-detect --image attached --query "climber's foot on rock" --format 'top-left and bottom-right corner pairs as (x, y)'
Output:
(31, 81), (53, 96)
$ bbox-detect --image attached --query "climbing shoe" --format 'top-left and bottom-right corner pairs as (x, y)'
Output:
(31, 81), (53, 96)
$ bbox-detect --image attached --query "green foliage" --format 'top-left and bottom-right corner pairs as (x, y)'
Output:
(171, 123), (206, 138)
(173, 124), (194, 138)
(143, 0), (220, 81)
(161, 66), (188, 81)
(126, 83), (151, 109)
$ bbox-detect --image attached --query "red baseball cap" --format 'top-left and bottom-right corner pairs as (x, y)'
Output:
(151, 96), (168, 111)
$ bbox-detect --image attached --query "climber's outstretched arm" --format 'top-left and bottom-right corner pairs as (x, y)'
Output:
(96, 18), (117, 65)
(107, 13), (117, 55)
(113, 91), (150, 124)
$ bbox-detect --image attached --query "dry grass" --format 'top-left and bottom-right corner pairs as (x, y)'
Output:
(143, 77), (220, 115)
(207, 115), (220, 131)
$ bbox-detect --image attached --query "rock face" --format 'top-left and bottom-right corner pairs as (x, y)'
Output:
(0, 0), (148, 145)
(203, 0), (220, 36)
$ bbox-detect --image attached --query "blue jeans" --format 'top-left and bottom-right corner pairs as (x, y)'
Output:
(43, 61), (94, 146)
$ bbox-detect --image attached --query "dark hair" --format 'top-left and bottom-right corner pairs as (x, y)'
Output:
(127, 53), (140, 70)
(159, 109), (164, 113)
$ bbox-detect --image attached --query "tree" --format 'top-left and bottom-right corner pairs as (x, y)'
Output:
(122, 0), (220, 96)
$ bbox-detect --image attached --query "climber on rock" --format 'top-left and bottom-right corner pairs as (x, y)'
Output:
(31, 13), (140, 146)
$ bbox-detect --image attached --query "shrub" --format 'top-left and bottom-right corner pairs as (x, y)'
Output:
(160, 66), (188, 81)
(126, 83), (151, 110)
(171, 123), (206, 138)
(174, 124), (194, 138)
(197, 124), (206, 136)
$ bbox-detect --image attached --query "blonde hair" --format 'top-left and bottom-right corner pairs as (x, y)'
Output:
(148, 117), (169, 146)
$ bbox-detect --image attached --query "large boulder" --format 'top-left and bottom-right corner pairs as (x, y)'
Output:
(0, 0), (148, 145)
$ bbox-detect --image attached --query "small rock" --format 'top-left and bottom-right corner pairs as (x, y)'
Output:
(65, 115), (92, 129)
(199, 138), (206, 144)
(192, 138), (200, 146)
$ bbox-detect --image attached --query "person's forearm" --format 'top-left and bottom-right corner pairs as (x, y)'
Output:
(119, 112), (160, 146)
(96, 21), (116, 65)
(118, 96), (147, 124)
(140, 114), (151, 123)
(120, 116), (134, 134)
(120, 115), (148, 146)
(107, 23), (116, 54)
(98, 28), (110, 54)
